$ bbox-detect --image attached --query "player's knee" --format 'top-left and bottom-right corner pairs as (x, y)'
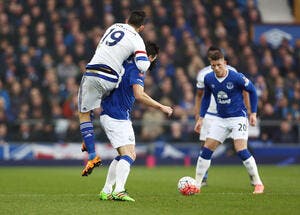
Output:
(204, 139), (219, 151)
(118, 146), (136, 161)
(78, 111), (91, 122)
(199, 140), (205, 147)
(131, 152), (136, 161)
(126, 151), (136, 161)
(233, 139), (247, 151)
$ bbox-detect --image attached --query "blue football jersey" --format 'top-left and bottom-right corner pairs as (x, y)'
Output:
(200, 69), (258, 118)
(101, 59), (145, 120)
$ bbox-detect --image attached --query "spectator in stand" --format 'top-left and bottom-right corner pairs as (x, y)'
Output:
(64, 118), (82, 142)
(273, 120), (298, 144)
(0, 0), (298, 143)
(0, 123), (9, 144)
(166, 121), (187, 142)
(259, 103), (280, 142)
(13, 122), (32, 142)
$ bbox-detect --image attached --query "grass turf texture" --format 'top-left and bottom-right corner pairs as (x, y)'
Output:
(0, 165), (299, 215)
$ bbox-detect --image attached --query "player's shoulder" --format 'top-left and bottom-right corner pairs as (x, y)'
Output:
(198, 65), (212, 75)
(197, 66), (212, 80)
(226, 65), (238, 73)
(123, 58), (136, 69)
(228, 70), (247, 83)
(203, 70), (214, 81)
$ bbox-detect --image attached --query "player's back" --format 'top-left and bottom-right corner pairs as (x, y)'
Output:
(88, 23), (144, 75)
(101, 59), (143, 120)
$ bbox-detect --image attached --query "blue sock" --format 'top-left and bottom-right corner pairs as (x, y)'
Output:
(199, 148), (210, 180)
(200, 147), (213, 160)
(80, 122), (96, 160)
(237, 149), (252, 161)
(120, 155), (134, 165)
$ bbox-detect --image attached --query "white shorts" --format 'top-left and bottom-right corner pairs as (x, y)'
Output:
(199, 114), (218, 141)
(100, 114), (135, 148)
(78, 74), (117, 113)
(206, 116), (248, 143)
(200, 114), (233, 141)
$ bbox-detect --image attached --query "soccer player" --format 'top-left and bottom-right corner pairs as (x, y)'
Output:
(194, 47), (264, 194)
(98, 42), (173, 201)
(194, 48), (239, 186)
(78, 11), (150, 176)
(194, 47), (251, 186)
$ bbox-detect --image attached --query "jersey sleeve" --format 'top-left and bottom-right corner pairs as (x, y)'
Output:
(129, 67), (145, 87)
(133, 37), (150, 72)
(237, 73), (258, 113)
(196, 70), (205, 89)
(227, 65), (238, 73)
(200, 76), (212, 117)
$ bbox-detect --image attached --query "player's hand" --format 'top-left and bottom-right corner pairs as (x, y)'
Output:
(249, 113), (257, 126)
(194, 117), (203, 133)
(161, 105), (173, 117)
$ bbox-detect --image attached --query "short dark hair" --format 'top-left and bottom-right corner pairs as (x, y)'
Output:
(145, 41), (159, 71)
(128, 10), (146, 27)
(207, 46), (224, 61)
(145, 41), (159, 57)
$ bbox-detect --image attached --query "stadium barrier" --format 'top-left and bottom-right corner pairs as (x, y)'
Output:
(0, 141), (299, 166)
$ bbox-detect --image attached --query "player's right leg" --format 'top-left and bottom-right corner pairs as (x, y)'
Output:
(79, 111), (102, 176)
(196, 141), (209, 186)
(99, 155), (120, 200)
(78, 75), (103, 176)
(195, 138), (220, 190)
(196, 117), (227, 189)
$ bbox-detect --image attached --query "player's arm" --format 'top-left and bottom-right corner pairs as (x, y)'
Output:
(240, 75), (258, 126)
(194, 70), (206, 121)
(133, 39), (150, 72)
(242, 91), (251, 115)
(133, 84), (173, 116)
(194, 89), (204, 121)
(199, 87), (211, 118)
(194, 84), (211, 133)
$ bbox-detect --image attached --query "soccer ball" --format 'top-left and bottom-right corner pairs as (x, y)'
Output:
(177, 176), (199, 195)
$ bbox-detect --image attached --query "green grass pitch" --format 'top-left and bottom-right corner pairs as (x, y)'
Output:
(0, 165), (299, 215)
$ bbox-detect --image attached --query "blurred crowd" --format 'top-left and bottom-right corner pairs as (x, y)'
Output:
(0, 0), (299, 144)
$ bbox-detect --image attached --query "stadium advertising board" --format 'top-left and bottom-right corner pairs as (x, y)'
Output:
(253, 24), (300, 48)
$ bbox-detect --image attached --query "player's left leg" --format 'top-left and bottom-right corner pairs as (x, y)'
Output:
(112, 145), (136, 201)
(231, 117), (264, 194)
(234, 139), (264, 194)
